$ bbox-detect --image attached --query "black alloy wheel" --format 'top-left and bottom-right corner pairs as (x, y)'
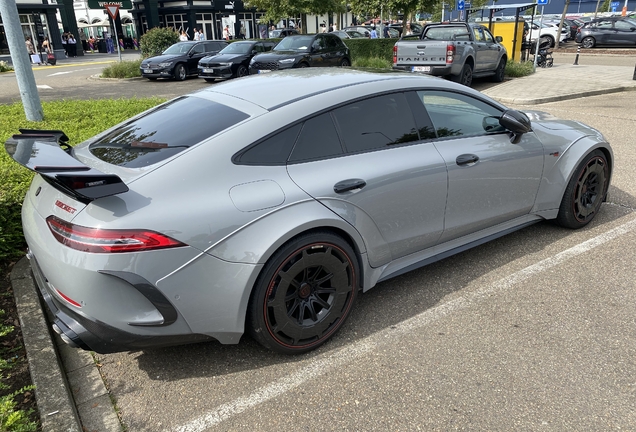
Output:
(492, 58), (506, 82)
(248, 232), (358, 354)
(557, 150), (609, 229)
(174, 64), (187, 81)
(235, 65), (248, 78)
(452, 63), (473, 87)
(340, 58), (350, 67)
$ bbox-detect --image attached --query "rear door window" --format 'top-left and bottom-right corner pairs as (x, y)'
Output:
(89, 96), (248, 168)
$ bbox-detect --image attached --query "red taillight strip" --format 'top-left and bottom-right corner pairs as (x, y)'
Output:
(393, 45), (397, 64)
(55, 288), (82, 308)
(446, 44), (455, 64)
(46, 216), (186, 253)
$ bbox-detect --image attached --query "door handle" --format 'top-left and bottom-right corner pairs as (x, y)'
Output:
(456, 154), (479, 166)
(334, 179), (366, 193)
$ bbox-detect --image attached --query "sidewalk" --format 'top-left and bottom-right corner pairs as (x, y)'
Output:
(9, 55), (636, 432)
(0, 50), (141, 66)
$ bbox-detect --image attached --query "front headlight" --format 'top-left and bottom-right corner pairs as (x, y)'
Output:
(279, 58), (295, 64)
(158, 62), (173, 67)
(217, 62), (231, 66)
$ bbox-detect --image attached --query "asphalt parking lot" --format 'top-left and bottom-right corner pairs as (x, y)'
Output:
(4, 52), (636, 431)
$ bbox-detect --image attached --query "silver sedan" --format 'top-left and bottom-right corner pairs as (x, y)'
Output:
(6, 69), (612, 355)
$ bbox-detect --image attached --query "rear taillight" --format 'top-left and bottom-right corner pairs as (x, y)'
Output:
(46, 215), (186, 253)
(446, 44), (455, 64)
(393, 45), (397, 64)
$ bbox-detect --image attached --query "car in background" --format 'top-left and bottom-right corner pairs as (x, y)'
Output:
(269, 28), (299, 38)
(249, 33), (350, 74)
(140, 40), (227, 81)
(544, 18), (580, 39)
(526, 21), (568, 47)
(575, 17), (636, 48)
(198, 40), (276, 82)
(6, 68), (612, 355)
(343, 26), (372, 37)
(332, 30), (366, 39)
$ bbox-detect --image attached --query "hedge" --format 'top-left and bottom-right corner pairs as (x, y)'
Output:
(343, 38), (396, 63)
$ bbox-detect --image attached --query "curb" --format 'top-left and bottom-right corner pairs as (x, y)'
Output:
(89, 73), (144, 81)
(487, 85), (636, 105)
(11, 257), (121, 432)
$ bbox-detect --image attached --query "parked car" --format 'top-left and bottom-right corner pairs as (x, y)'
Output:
(269, 28), (299, 38)
(343, 26), (372, 37)
(249, 33), (350, 74)
(198, 40), (277, 82)
(544, 18), (579, 40)
(140, 40), (227, 81)
(332, 30), (366, 39)
(575, 17), (636, 48)
(526, 21), (569, 47)
(6, 69), (612, 355)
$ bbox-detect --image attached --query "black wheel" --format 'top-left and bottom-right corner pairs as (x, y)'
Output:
(491, 58), (506, 82)
(340, 58), (350, 67)
(582, 36), (596, 49)
(174, 64), (186, 81)
(204, 78), (215, 83)
(235, 65), (248, 78)
(451, 63), (473, 87)
(298, 62), (309, 68)
(556, 150), (609, 229)
(248, 232), (359, 354)
(543, 36), (555, 48)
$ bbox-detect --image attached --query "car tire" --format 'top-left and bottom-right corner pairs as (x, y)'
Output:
(298, 62), (309, 68)
(491, 58), (506, 82)
(542, 35), (555, 48)
(451, 63), (473, 87)
(204, 78), (215, 83)
(247, 231), (359, 354)
(556, 150), (609, 229)
(340, 58), (350, 67)
(174, 64), (186, 81)
(235, 65), (248, 78)
(582, 36), (596, 49)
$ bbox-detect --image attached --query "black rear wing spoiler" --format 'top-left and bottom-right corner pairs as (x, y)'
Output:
(5, 129), (129, 202)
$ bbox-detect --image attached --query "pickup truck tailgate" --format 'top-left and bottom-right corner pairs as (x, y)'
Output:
(395, 41), (450, 70)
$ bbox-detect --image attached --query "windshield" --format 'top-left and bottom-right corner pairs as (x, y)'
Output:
(162, 43), (192, 55)
(274, 36), (313, 51)
(219, 43), (252, 54)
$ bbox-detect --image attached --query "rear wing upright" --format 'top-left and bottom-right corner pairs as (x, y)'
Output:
(5, 129), (129, 202)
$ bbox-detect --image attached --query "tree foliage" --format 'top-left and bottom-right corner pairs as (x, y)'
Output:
(139, 27), (179, 58)
(245, 0), (346, 22)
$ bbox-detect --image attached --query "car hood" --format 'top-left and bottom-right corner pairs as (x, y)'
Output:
(201, 53), (246, 63)
(143, 54), (183, 65)
(524, 110), (606, 142)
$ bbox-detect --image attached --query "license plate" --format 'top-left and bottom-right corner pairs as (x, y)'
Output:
(412, 66), (431, 72)
(203, 68), (215, 73)
(144, 69), (153, 74)
(258, 69), (272, 74)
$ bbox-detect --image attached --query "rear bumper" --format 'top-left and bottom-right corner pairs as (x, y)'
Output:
(392, 65), (452, 77)
(28, 251), (213, 353)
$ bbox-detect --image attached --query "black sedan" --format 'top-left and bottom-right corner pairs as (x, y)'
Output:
(140, 40), (227, 81)
(575, 17), (636, 48)
(249, 33), (350, 75)
(198, 40), (276, 82)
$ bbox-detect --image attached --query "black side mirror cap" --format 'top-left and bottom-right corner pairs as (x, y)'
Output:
(495, 35), (503, 43)
(500, 109), (532, 144)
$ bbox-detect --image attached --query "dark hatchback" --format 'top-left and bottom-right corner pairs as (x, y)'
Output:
(140, 40), (227, 81)
(575, 17), (636, 48)
(249, 33), (350, 74)
(198, 40), (277, 82)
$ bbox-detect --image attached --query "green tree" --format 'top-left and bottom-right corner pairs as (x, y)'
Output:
(245, 0), (346, 23)
(139, 27), (179, 58)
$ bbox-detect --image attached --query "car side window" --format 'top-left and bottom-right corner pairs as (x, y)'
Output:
(192, 44), (205, 54)
(237, 124), (302, 165)
(597, 20), (613, 28)
(312, 36), (327, 51)
(473, 27), (485, 42)
(614, 20), (633, 30)
(416, 90), (505, 139)
(332, 93), (420, 154)
(325, 35), (340, 48)
(483, 29), (495, 43)
(289, 113), (343, 163)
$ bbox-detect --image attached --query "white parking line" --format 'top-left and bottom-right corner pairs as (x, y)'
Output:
(174, 215), (636, 432)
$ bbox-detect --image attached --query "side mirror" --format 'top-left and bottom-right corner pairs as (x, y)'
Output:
(495, 35), (503, 43)
(499, 109), (532, 144)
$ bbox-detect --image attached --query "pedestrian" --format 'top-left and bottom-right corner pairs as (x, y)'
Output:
(179, 31), (188, 41)
(61, 32), (68, 57)
(223, 25), (231, 40)
(25, 36), (35, 56)
(370, 26), (378, 39)
(67, 33), (77, 57)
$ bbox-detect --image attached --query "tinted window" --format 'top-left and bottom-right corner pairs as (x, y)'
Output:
(192, 44), (205, 54)
(325, 34), (341, 48)
(289, 113), (343, 162)
(416, 91), (504, 138)
(238, 124), (302, 165)
(89, 97), (248, 168)
(333, 93), (419, 153)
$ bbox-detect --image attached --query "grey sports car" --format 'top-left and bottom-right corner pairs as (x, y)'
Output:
(5, 69), (612, 355)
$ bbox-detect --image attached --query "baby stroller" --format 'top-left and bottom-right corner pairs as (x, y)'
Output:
(531, 37), (553, 68)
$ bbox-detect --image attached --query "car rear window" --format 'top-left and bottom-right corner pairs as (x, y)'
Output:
(89, 96), (248, 167)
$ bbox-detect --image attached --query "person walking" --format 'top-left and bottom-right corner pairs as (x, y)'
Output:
(61, 32), (68, 57)
(25, 36), (40, 64)
(67, 33), (77, 57)
(179, 31), (188, 41)
(223, 25), (231, 41)
(370, 26), (378, 39)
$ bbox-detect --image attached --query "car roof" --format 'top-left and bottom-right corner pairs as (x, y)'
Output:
(197, 68), (472, 111)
